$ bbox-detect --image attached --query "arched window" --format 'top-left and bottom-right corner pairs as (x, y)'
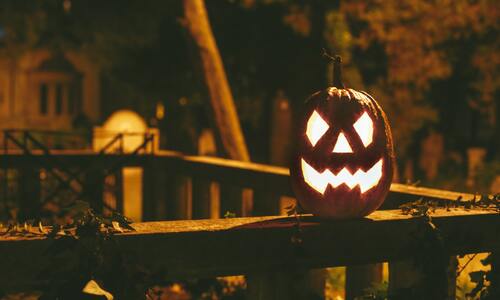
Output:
(34, 54), (82, 118)
(55, 83), (63, 115)
(39, 83), (48, 115)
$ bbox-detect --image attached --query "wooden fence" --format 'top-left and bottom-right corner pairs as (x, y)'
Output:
(1, 150), (497, 299)
(0, 149), (474, 217)
(1, 209), (499, 298)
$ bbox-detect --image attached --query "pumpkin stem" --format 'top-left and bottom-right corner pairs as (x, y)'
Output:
(322, 49), (345, 88)
(332, 55), (345, 89)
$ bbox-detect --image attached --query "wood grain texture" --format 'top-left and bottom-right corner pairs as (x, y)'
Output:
(1, 209), (498, 291)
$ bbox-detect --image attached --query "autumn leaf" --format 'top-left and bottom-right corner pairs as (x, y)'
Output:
(111, 221), (123, 233)
(82, 279), (114, 300)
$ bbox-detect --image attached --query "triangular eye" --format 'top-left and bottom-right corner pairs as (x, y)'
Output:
(306, 110), (329, 147)
(332, 132), (353, 153)
(353, 112), (374, 147)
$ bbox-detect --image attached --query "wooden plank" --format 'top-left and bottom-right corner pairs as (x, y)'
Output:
(17, 167), (41, 221)
(1, 209), (498, 291)
(383, 183), (475, 209)
(142, 161), (168, 221)
(161, 152), (292, 198)
(82, 168), (104, 213)
(219, 185), (244, 217)
(388, 256), (458, 299)
(191, 178), (216, 219)
(346, 264), (383, 299)
(165, 175), (192, 220)
(248, 187), (301, 300)
(247, 269), (326, 300)
(252, 189), (281, 217)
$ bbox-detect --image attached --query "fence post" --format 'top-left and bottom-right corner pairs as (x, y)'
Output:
(345, 264), (383, 299)
(192, 129), (220, 220)
(219, 185), (247, 217)
(18, 167), (40, 221)
(102, 171), (123, 214)
(83, 168), (104, 213)
(247, 270), (326, 300)
(489, 252), (500, 298)
(389, 257), (457, 299)
(142, 159), (168, 221)
(252, 190), (281, 217)
(192, 179), (219, 219)
(247, 189), (325, 300)
(165, 175), (192, 220)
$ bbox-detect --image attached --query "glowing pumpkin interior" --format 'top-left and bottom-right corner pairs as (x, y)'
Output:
(302, 110), (382, 194)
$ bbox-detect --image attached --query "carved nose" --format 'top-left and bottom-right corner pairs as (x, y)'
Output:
(332, 132), (353, 153)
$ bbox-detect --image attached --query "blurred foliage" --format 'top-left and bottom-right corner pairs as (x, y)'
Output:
(325, 267), (346, 300)
(467, 253), (500, 299)
(476, 161), (500, 193)
(357, 281), (388, 300)
(0, 0), (174, 67)
(341, 0), (498, 158)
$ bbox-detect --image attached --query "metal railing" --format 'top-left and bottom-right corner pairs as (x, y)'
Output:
(1, 129), (157, 216)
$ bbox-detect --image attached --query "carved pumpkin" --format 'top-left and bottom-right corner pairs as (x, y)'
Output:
(290, 56), (394, 218)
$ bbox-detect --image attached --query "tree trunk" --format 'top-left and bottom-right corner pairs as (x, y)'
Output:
(183, 0), (249, 162)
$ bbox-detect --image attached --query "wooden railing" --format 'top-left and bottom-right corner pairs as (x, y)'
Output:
(1, 209), (499, 298)
(0, 149), (476, 216)
(1, 150), (494, 299)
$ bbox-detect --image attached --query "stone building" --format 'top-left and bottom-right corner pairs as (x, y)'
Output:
(0, 49), (100, 131)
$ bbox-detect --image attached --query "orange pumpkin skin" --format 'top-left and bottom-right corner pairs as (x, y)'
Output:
(290, 59), (394, 218)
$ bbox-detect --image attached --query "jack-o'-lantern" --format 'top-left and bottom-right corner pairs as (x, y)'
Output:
(290, 56), (394, 218)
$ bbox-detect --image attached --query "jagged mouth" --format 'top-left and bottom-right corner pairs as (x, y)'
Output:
(301, 158), (383, 194)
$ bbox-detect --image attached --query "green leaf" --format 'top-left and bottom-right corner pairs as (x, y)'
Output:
(224, 211), (236, 218)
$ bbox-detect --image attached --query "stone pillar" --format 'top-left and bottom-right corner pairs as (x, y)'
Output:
(18, 167), (41, 221)
(269, 90), (293, 167)
(83, 169), (104, 213)
(466, 147), (487, 188)
(192, 128), (220, 219)
(419, 131), (444, 181)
